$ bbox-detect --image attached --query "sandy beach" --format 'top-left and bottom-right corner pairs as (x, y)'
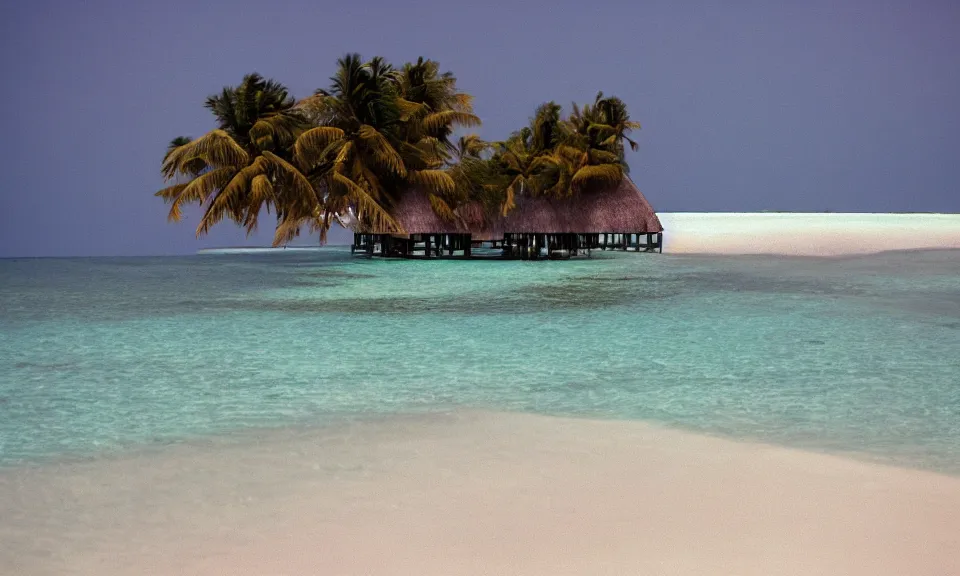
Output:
(2, 411), (958, 576)
(659, 213), (960, 255)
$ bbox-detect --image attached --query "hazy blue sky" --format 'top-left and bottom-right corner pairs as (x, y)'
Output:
(1, 0), (957, 257)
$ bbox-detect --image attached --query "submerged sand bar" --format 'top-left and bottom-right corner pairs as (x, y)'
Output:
(659, 212), (960, 256)
(2, 411), (958, 575)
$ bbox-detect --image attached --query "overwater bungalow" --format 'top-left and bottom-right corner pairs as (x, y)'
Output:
(351, 178), (663, 260)
(496, 177), (663, 259)
(351, 189), (474, 258)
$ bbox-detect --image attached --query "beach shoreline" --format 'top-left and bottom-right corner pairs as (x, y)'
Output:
(3, 410), (958, 575)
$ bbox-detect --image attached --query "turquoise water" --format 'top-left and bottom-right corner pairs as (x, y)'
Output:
(1, 248), (959, 473)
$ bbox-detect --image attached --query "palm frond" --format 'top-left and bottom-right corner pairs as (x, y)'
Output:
(396, 98), (429, 120)
(588, 149), (620, 164)
(358, 124), (406, 176)
(155, 183), (188, 201)
(249, 113), (305, 150)
(571, 163), (623, 192)
(293, 126), (346, 170)
(163, 129), (248, 178)
(407, 169), (455, 194)
(355, 159), (384, 200)
(168, 167), (236, 222)
(421, 110), (481, 132)
(455, 134), (488, 160)
(428, 194), (457, 222)
(452, 93), (474, 112)
(333, 141), (354, 173)
(332, 172), (401, 234)
(502, 180), (519, 216)
(244, 174), (276, 233)
(196, 162), (265, 235)
(260, 151), (320, 210)
(273, 215), (309, 247)
(164, 137), (192, 162)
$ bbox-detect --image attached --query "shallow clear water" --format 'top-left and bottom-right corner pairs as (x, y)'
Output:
(1, 248), (959, 473)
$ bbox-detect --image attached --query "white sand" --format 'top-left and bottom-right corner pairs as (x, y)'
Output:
(658, 212), (960, 255)
(2, 411), (958, 576)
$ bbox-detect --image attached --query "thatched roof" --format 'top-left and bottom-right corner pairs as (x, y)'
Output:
(577, 177), (663, 233)
(497, 178), (663, 234)
(366, 178), (662, 237)
(388, 189), (462, 235)
(456, 201), (500, 241)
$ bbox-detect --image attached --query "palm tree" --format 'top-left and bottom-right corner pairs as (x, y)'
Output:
(277, 54), (480, 244)
(447, 135), (506, 220)
(466, 102), (567, 213)
(463, 94), (640, 212)
(559, 92), (641, 192)
(591, 92), (641, 161)
(392, 57), (480, 223)
(156, 74), (312, 236)
(452, 134), (489, 162)
(394, 57), (480, 155)
(492, 128), (543, 213)
(155, 62), (642, 246)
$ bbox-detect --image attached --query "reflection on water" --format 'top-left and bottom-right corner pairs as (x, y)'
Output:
(1, 249), (959, 473)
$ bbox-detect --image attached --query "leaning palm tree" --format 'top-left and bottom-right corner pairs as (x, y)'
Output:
(156, 74), (313, 236)
(277, 54), (480, 244)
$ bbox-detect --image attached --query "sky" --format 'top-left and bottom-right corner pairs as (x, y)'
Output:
(1, 0), (958, 257)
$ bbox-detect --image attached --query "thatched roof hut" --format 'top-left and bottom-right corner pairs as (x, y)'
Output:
(386, 189), (462, 235)
(364, 178), (661, 239)
(351, 179), (661, 258)
(495, 178), (662, 235)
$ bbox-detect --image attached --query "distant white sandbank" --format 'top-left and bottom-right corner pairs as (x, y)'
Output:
(659, 212), (960, 256)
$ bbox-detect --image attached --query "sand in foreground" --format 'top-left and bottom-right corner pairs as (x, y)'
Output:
(2, 411), (958, 576)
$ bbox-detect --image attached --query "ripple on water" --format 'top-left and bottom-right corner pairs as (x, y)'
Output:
(0, 249), (959, 473)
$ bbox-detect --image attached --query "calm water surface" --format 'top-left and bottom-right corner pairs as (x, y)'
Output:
(1, 248), (958, 472)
